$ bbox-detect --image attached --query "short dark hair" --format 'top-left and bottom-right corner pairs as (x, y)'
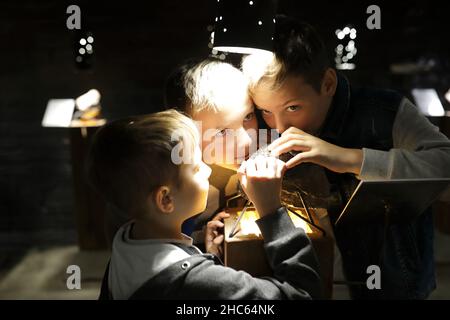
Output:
(242, 15), (331, 93)
(87, 110), (198, 215)
(274, 15), (331, 91)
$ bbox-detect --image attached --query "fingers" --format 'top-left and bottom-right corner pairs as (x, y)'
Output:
(241, 156), (285, 178)
(249, 156), (269, 178)
(271, 135), (312, 157)
(238, 155), (284, 216)
(212, 211), (230, 221)
(207, 220), (224, 231)
(283, 127), (306, 135)
(254, 156), (268, 174)
(213, 234), (224, 245)
(271, 141), (311, 158)
(268, 128), (307, 151)
(268, 133), (302, 151)
(285, 151), (314, 169)
(275, 158), (287, 177)
(205, 220), (225, 244)
(245, 158), (257, 177)
(237, 160), (247, 175)
(266, 156), (277, 177)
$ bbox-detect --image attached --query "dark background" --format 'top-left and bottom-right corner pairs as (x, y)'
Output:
(1, 0), (449, 263)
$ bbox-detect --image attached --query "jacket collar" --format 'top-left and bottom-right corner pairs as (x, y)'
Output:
(319, 72), (352, 143)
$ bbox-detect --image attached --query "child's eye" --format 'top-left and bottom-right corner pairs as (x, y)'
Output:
(287, 105), (300, 112)
(243, 112), (254, 122)
(215, 129), (228, 137)
(261, 109), (272, 115)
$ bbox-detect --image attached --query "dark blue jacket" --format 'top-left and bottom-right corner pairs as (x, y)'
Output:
(320, 74), (435, 299)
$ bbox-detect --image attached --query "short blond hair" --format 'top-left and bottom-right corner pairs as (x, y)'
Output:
(241, 52), (285, 94)
(87, 109), (199, 214)
(183, 60), (249, 115)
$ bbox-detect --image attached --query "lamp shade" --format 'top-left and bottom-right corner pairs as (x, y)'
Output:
(212, 0), (277, 54)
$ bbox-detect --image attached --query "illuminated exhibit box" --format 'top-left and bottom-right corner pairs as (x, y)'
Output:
(224, 206), (335, 299)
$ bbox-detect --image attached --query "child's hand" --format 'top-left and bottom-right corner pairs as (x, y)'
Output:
(238, 156), (286, 217)
(204, 211), (230, 259)
(268, 127), (363, 175)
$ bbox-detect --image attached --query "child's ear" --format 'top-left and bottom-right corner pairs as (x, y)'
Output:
(320, 68), (337, 97)
(154, 186), (175, 214)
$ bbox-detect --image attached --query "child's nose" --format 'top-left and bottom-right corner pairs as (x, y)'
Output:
(275, 117), (289, 134)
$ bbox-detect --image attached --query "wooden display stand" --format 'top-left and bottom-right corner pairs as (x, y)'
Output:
(42, 98), (109, 250)
(224, 207), (335, 299)
(69, 119), (109, 250)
